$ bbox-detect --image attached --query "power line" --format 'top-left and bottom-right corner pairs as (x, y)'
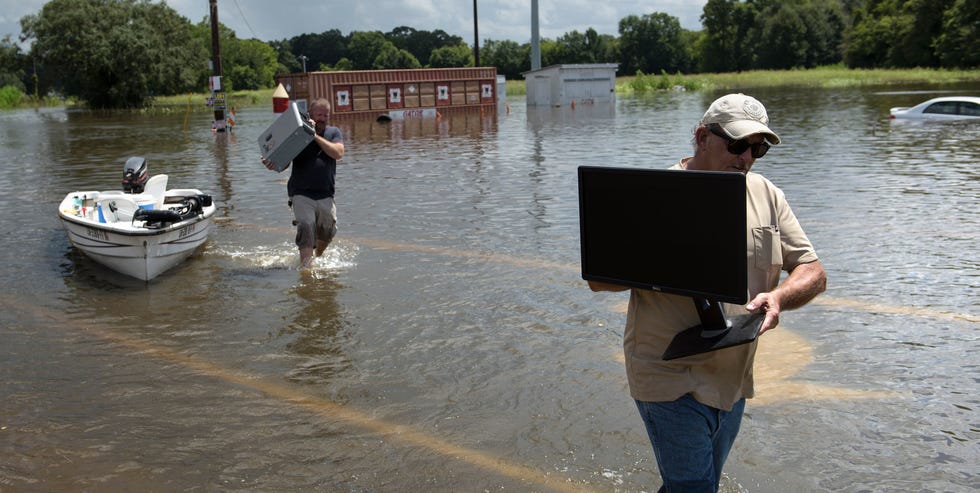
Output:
(230, 0), (259, 39)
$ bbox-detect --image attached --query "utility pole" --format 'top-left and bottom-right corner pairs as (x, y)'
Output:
(473, 0), (480, 66)
(530, 0), (541, 70)
(209, 0), (227, 132)
(32, 58), (39, 104)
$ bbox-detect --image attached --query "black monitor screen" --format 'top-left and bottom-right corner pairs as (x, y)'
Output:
(578, 166), (748, 305)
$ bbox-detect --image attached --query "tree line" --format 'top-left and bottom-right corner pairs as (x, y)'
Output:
(1, 0), (977, 108)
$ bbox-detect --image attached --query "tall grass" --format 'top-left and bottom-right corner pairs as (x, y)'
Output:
(625, 70), (704, 94)
(149, 89), (273, 113)
(507, 66), (978, 97)
(0, 85), (70, 108)
(617, 65), (980, 95)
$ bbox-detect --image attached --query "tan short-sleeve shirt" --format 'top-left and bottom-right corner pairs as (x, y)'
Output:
(623, 163), (819, 411)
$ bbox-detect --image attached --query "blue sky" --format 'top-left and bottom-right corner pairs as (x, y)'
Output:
(3, 0), (707, 49)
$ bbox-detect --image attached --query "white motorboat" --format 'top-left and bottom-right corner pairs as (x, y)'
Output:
(57, 157), (217, 281)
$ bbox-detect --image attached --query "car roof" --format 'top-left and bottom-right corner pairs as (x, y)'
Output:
(919, 96), (980, 104)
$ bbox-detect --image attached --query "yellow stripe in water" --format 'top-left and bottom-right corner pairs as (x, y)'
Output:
(227, 221), (980, 324)
(2, 296), (590, 493)
(811, 295), (978, 323)
(218, 226), (969, 407)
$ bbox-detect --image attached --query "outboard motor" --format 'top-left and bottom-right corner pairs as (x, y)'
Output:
(182, 194), (213, 213)
(122, 156), (148, 193)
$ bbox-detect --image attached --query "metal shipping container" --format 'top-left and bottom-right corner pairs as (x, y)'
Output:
(276, 68), (499, 119)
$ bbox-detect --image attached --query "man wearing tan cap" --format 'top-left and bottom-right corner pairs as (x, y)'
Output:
(589, 94), (827, 492)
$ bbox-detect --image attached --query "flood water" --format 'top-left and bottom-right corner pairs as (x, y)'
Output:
(1, 85), (978, 492)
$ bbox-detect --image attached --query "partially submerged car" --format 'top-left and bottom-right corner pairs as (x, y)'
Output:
(889, 96), (980, 120)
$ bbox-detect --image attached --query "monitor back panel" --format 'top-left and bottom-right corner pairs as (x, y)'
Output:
(578, 166), (747, 304)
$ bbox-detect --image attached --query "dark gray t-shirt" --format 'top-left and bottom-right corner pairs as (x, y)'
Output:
(287, 125), (343, 200)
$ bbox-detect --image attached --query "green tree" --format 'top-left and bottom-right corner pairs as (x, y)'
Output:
(326, 57), (355, 71)
(797, 0), (847, 67)
(554, 29), (596, 64)
(753, 4), (809, 69)
(698, 0), (773, 72)
(698, 0), (846, 71)
(224, 38), (278, 90)
(0, 35), (27, 91)
(680, 29), (704, 73)
(386, 26), (463, 67)
(844, 0), (954, 68)
(428, 43), (473, 68)
(596, 33), (620, 65)
(618, 13), (689, 74)
(21, 0), (203, 108)
(373, 43), (422, 69)
(934, 0), (980, 67)
(552, 28), (618, 65)
(480, 39), (528, 79)
(347, 31), (388, 70)
(539, 38), (562, 67)
(843, 3), (893, 67)
(189, 20), (231, 90)
(699, 0), (740, 72)
(288, 29), (349, 69)
(191, 19), (279, 90)
(268, 39), (299, 74)
(892, 0), (951, 67)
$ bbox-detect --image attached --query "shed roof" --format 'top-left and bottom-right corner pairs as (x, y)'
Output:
(522, 63), (619, 77)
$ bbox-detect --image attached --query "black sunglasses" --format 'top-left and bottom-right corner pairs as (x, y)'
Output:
(707, 125), (771, 159)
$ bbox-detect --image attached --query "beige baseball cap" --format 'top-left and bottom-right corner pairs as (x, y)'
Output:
(701, 93), (781, 145)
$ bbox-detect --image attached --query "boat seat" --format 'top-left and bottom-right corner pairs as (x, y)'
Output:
(144, 174), (168, 210)
(99, 195), (140, 223)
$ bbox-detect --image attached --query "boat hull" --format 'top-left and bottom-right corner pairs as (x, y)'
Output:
(58, 190), (216, 281)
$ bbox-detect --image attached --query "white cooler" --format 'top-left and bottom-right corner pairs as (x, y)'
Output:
(257, 102), (316, 172)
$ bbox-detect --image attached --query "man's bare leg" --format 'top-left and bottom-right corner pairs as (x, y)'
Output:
(315, 239), (328, 257)
(299, 247), (314, 268)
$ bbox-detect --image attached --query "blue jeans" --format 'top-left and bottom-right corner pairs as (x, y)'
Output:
(635, 394), (746, 493)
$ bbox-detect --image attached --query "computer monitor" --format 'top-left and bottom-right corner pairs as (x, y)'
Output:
(577, 166), (764, 359)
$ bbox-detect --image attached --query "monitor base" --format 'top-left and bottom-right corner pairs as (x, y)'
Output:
(662, 312), (765, 360)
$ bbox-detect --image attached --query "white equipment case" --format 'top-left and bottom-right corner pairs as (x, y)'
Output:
(257, 102), (316, 172)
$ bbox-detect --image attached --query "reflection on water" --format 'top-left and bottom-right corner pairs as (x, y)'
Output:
(0, 86), (978, 492)
(282, 262), (356, 385)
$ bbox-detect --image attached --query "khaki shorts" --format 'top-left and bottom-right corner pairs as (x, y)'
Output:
(291, 195), (337, 249)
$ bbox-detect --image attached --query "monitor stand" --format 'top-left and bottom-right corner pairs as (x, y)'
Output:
(662, 298), (765, 360)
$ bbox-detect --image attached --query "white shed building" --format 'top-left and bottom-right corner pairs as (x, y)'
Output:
(522, 63), (619, 107)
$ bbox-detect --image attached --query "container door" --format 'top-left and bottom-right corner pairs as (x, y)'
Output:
(334, 85), (352, 113)
(480, 80), (494, 103)
(387, 84), (403, 109)
(436, 83), (451, 106)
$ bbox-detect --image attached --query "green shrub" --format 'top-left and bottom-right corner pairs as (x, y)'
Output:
(628, 71), (705, 94)
(0, 85), (24, 108)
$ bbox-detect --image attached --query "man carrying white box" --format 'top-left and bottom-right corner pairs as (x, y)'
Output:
(262, 98), (345, 268)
